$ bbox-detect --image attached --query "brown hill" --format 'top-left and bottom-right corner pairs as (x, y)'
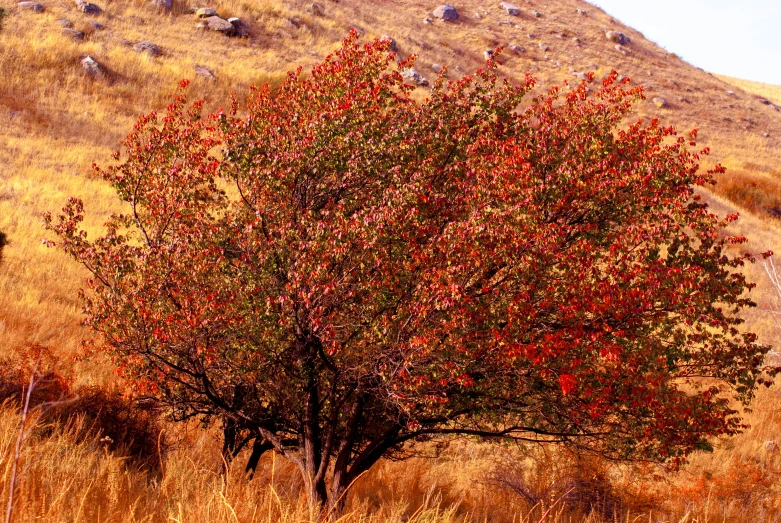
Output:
(1, 0), (781, 520)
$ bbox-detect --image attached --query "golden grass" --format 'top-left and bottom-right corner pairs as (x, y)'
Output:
(717, 74), (781, 107)
(2, 0), (781, 520)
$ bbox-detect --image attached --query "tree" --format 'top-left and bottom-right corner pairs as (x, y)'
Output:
(45, 33), (773, 513)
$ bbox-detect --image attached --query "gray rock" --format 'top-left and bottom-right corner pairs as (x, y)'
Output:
(615, 44), (630, 55)
(56, 19), (74, 27)
(151, 0), (172, 10)
(18, 2), (44, 12)
(765, 440), (778, 452)
(381, 35), (397, 52)
(306, 3), (324, 15)
(605, 30), (629, 45)
(195, 64), (216, 80)
(572, 37), (580, 44)
(81, 55), (102, 75)
(499, 2), (520, 15)
(62, 28), (85, 40)
(431, 63), (443, 73)
(573, 71), (588, 80)
(508, 43), (524, 53)
(652, 97), (668, 108)
(483, 49), (494, 60)
(286, 17), (302, 28)
(531, 9), (541, 17)
(75, 0), (101, 14)
(195, 7), (217, 18)
(432, 4), (458, 21)
(201, 16), (234, 35)
(726, 90), (735, 97)
(133, 41), (161, 56)
(228, 17), (249, 37)
(88, 21), (104, 30)
(400, 68), (429, 86)
(422, 17), (433, 24)
(538, 42), (549, 52)
(576, 8), (588, 15)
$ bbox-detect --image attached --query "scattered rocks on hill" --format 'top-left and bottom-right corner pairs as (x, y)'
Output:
(133, 41), (161, 56)
(198, 16), (235, 35)
(652, 97), (668, 108)
(499, 2), (520, 16)
(56, 19), (74, 27)
(381, 35), (397, 52)
(432, 4), (458, 21)
(605, 31), (629, 45)
(195, 64), (216, 80)
(18, 2), (44, 12)
(195, 7), (217, 18)
(228, 17), (249, 37)
(81, 55), (102, 76)
(75, 0), (102, 14)
(151, 0), (172, 10)
(62, 28), (85, 40)
(306, 3), (324, 16)
(401, 68), (429, 86)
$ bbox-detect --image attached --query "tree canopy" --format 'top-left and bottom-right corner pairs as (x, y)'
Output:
(45, 33), (772, 511)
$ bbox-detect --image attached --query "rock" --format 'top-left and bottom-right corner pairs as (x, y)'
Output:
(228, 17), (249, 37)
(81, 55), (102, 75)
(538, 42), (549, 52)
(652, 97), (668, 108)
(432, 4), (458, 21)
(117, 38), (132, 46)
(400, 68), (429, 86)
(759, 99), (772, 105)
(423, 17), (433, 24)
(62, 28), (85, 40)
(88, 21), (104, 30)
(381, 35), (397, 52)
(306, 3), (324, 15)
(764, 132), (770, 138)
(151, 0), (172, 10)
(75, 0), (101, 14)
(615, 44), (629, 55)
(508, 43), (524, 53)
(195, 64), (216, 80)
(572, 37), (580, 44)
(483, 49), (494, 60)
(56, 19), (74, 27)
(201, 16), (234, 35)
(605, 31), (629, 45)
(18, 2), (44, 12)
(765, 440), (778, 452)
(726, 90), (735, 97)
(531, 9), (541, 17)
(133, 41), (161, 56)
(195, 7), (217, 18)
(573, 71), (588, 80)
(499, 2), (520, 15)
(431, 63), (443, 73)
(576, 8), (588, 15)
(527, 33), (535, 39)
(285, 17), (302, 28)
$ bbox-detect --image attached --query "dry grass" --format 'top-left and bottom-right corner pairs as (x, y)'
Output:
(2, 0), (781, 520)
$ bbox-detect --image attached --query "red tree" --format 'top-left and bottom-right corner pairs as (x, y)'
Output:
(45, 33), (772, 511)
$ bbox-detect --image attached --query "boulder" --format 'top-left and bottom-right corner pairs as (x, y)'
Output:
(18, 2), (44, 12)
(151, 0), (172, 10)
(195, 7), (217, 18)
(62, 28), (85, 40)
(499, 2), (520, 15)
(88, 21), (104, 30)
(652, 97), (668, 108)
(306, 3), (324, 15)
(81, 55), (102, 76)
(432, 4), (458, 21)
(201, 16), (235, 35)
(400, 68), (429, 86)
(195, 64), (216, 80)
(431, 63), (443, 74)
(133, 41), (161, 56)
(605, 31), (629, 45)
(56, 19), (74, 27)
(226, 17), (249, 36)
(381, 35), (397, 52)
(75, 0), (102, 14)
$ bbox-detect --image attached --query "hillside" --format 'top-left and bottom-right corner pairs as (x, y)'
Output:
(1, 0), (781, 521)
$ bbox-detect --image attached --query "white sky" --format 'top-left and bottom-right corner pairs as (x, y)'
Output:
(587, 0), (781, 85)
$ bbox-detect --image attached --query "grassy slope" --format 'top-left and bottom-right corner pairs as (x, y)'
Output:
(1, 0), (781, 520)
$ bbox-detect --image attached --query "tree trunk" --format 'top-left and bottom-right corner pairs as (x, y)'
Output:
(245, 438), (273, 478)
